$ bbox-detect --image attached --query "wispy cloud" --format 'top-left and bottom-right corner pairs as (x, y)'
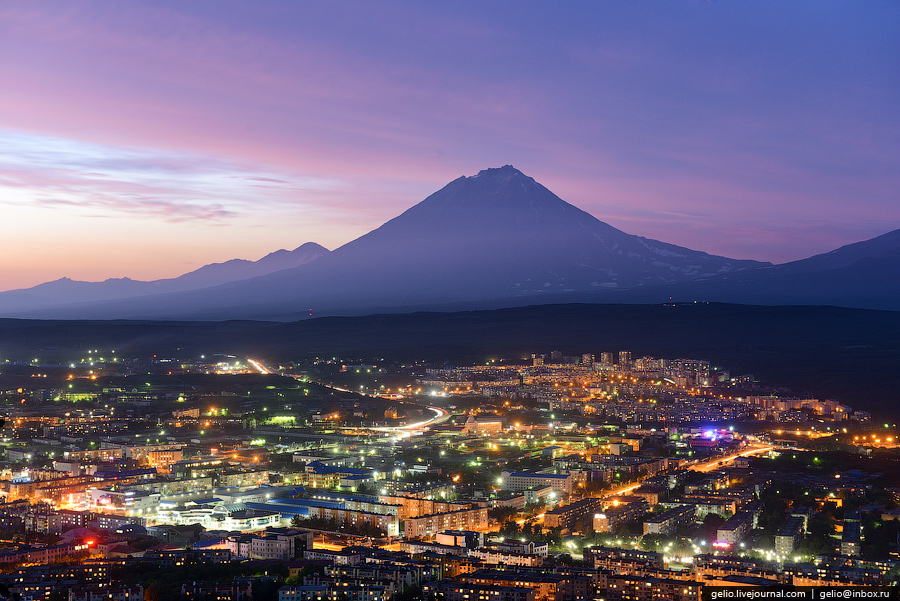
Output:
(0, 131), (343, 223)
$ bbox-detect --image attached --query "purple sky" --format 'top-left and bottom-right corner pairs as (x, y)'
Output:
(1, 1), (898, 289)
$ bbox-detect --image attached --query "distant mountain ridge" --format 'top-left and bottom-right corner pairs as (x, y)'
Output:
(1, 165), (898, 319)
(170, 242), (330, 287)
(0, 242), (329, 313)
(628, 230), (900, 310)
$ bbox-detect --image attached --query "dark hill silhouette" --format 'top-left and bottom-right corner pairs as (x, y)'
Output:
(0, 303), (897, 416)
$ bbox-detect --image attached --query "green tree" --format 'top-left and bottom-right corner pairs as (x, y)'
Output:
(546, 526), (563, 546)
(252, 579), (282, 601)
(144, 581), (163, 601)
(488, 506), (518, 523)
(795, 534), (834, 557)
(700, 513), (725, 541)
(807, 514), (834, 537)
(393, 585), (424, 601)
(499, 520), (520, 536)
(641, 533), (666, 551)
(262, 562), (290, 581)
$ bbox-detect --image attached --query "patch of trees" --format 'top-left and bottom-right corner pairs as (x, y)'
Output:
(291, 515), (386, 538)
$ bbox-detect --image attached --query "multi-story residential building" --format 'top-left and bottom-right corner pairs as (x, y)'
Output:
(403, 508), (488, 539)
(248, 528), (313, 560)
(298, 462), (375, 489)
(643, 505), (694, 536)
(585, 547), (664, 573)
(483, 540), (548, 557)
(716, 511), (753, 546)
(775, 516), (806, 556)
(181, 582), (252, 601)
(435, 530), (484, 548)
(783, 563), (882, 587)
(306, 506), (400, 537)
(468, 549), (544, 567)
(458, 569), (570, 601)
(95, 513), (144, 532)
(500, 472), (572, 496)
(301, 573), (395, 601)
(543, 497), (603, 532)
(225, 533), (253, 558)
(280, 583), (390, 601)
(24, 508), (92, 534)
(69, 586), (144, 601)
(693, 555), (780, 583)
(143, 449), (184, 474)
(279, 585), (329, 601)
(218, 470), (270, 488)
(376, 481), (455, 500)
(593, 499), (648, 533)
(64, 448), (125, 463)
(841, 518), (862, 557)
(0, 541), (93, 565)
(598, 573), (699, 601)
(424, 581), (536, 601)
(325, 564), (426, 593)
(631, 485), (662, 506)
(303, 549), (363, 565)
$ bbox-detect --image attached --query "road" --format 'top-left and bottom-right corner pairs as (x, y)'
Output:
(689, 444), (773, 473)
(516, 512), (546, 526)
(247, 357), (450, 436)
(247, 358), (271, 374)
(370, 406), (449, 438)
(601, 482), (644, 498)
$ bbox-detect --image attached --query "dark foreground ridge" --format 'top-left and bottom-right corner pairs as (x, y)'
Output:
(0, 302), (897, 416)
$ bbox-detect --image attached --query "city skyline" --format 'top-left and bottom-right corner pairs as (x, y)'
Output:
(0, 340), (893, 595)
(2, 3), (899, 592)
(1, 1), (898, 289)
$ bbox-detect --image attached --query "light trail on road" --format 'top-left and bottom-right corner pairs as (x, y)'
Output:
(602, 482), (643, 498)
(259, 361), (449, 437)
(691, 445), (773, 473)
(516, 512), (545, 525)
(247, 358), (271, 374)
(370, 406), (449, 438)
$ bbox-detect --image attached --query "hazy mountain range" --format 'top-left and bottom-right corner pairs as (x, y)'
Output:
(2, 165), (899, 320)
(0, 242), (328, 313)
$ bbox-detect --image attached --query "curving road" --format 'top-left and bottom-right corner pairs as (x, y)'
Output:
(247, 357), (449, 437)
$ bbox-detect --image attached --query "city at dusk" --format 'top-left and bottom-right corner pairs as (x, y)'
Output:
(0, 3), (899, 601)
